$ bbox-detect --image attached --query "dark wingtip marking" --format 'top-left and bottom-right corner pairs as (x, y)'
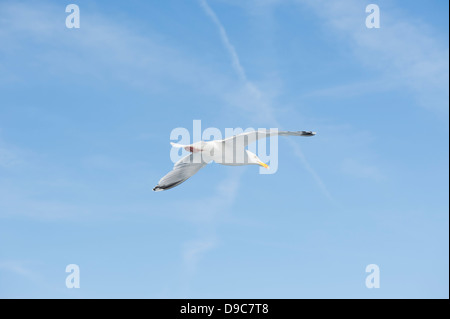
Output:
(153, 180), (186, 192)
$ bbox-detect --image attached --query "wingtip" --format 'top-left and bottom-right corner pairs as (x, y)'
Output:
(153, 186), (163, 192)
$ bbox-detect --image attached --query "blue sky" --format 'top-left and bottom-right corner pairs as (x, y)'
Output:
(0, 0), (448, 298)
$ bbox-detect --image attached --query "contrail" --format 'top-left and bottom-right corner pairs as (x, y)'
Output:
(287, 139), (334, 202)
(199, 0), (334, 203)
(199, 0), (247, 82)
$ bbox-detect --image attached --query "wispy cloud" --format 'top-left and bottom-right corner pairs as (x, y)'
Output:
(301, 78), (395, 100)
(341, 158), (385, 181)
(182, 239), (216, 274)
(178, 170), (242, 231)
(175, 170), (242, 224)
(0, 186), (92, 221)
(295, 0), (449, 113)
(0, 145), (19, 168)
(0, 134), (25, 168)
(0, 2), (232, 96)
(0, 260), (39, 282)
(81, 155), (122, 171)
(176, 171), (242, 294)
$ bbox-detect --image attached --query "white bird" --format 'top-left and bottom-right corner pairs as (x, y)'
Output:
(153, 130), (316, 191)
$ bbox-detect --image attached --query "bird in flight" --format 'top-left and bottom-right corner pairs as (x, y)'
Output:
(153, 130), (316, 192)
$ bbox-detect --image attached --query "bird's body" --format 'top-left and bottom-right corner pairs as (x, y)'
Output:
(153, 130), (316, 191)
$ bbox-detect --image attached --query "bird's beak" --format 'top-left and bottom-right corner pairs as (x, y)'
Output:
(258, 161), (269, 169)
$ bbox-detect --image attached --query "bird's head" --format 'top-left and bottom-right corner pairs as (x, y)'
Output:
(245, 150), (269, 169)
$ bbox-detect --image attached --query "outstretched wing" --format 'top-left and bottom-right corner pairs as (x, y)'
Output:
(222, 130), (316, 148)
(153, 153), (209, 191)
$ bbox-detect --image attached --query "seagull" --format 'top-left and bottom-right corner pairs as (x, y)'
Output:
(153, 130), (316, 191)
